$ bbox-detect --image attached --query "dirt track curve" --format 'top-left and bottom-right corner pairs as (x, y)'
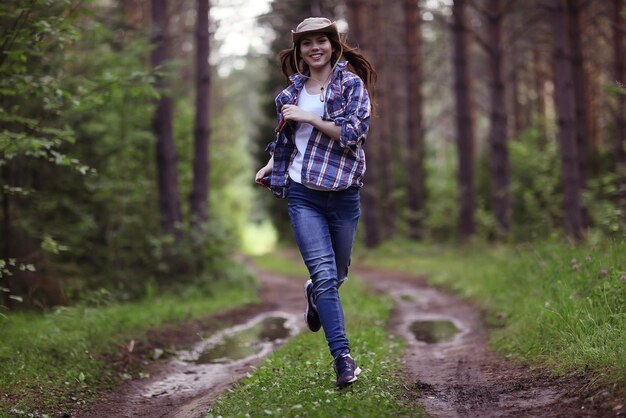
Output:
(355, 267), (620, 418)
(75, 261), (622, 418)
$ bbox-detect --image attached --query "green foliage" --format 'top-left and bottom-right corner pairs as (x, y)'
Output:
(0, 0), (88, 171)
(210, 258), (417, 418)
(0, 0), (95, 307)
(362, 239), (626, 397)
(584, 172), (625, 239)
(509, 125), (562, 240)
(423, 143), (458, 241)
(0, 278), (258, 416)
(14, 3), (165, 301)
(1, 1), (259, 306)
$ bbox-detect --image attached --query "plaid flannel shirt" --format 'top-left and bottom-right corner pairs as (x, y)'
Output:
(265, 61), (371, 198)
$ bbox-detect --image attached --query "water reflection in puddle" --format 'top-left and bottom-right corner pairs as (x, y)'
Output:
(410, 320), (461, 344)
(142, 312), (300, 399)
(195, 316), (291, 364)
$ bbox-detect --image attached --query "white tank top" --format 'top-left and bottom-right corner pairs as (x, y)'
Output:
(288, 85), (325, 184)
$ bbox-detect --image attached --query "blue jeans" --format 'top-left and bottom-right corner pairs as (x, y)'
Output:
(287, 181), (361, 359)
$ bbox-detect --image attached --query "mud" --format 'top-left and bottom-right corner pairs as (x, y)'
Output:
(75, 258), (623, 418)
(355, 267), (623, 418)
(75, 268), (305, 418)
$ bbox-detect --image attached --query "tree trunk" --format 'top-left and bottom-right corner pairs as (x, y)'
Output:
(486, 0), (510, 233)
(371, 0), (396, 238)
(1, 162), (13, 308)
(452, 0), (476, 239)
(346, 0), (382, 247)
(120, 0), (148, 29)
(533, 45), (548, 141)
(310, 0), (322, 16)
(345, 0), (368, 44)
(190, 0), (210, 226)
(151, 0), (183, 240)
(567, 0), (589, 227)
(614, 0), (626, 167)
(551, 0), (584, 240)
(510, 41), (523, 137)
(404, 0), (426, 239)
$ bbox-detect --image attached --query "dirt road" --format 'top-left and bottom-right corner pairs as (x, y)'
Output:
(75, 268), (305, 418)
(75, 262), (621, 417)
(355, 267), (619, 417)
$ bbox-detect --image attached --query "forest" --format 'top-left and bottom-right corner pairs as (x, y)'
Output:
(0, 0), (624, 416)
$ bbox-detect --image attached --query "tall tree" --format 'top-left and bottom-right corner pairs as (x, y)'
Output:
(404, 0), (426, 239)
(509, 39), (524, 137)
(151, 0), (183, 240)
(452, 0), (476, 238)
(346, 0), (383, 247)
(1, 163), (14, 308)
(532, 44), (548, 138)
(190, 0), (211, 225)
(371, 0), (396, 238)
(567, 0), (589, 223)
(614, 0), (626, 167)
(550, 0), (584, 239)
(485, 0), (511, 233)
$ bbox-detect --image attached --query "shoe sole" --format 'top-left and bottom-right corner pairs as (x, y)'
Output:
(304, 280), (321, 332)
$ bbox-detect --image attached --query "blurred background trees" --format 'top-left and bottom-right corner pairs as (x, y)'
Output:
(0, 0), (624, 310)
(0, 0), (255, 308)
(337, 0), (624, 244)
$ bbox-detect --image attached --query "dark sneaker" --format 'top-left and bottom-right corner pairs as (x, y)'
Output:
(304, 279), (321, 332)
(334, 354), (362, 388)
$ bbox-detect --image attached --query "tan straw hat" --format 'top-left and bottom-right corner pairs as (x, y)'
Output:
(291, 17), (338, 44)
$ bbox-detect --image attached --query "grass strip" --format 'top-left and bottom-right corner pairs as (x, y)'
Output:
(360, 239), (626, 397)
(0, 277), (258, 416)
(210, 254), (419, 418)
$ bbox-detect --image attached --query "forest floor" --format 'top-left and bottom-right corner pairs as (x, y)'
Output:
(73, 256), (622, 418)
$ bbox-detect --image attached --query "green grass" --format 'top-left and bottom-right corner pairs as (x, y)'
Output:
(248, 248), (308, 278)
(359, 238), (626, 397)
(0, 278), (258, 416)
(210, 255), (419, 418)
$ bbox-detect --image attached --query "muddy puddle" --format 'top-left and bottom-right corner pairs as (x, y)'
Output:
(76, 268), (307, 418)
(143, 311), (300, 399)
(410, 319), (462, 344)
(187, 315), (292, 365)
(387, 288), (470, 349)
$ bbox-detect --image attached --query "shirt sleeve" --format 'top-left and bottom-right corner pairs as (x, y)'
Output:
(265, 140), (276, 155)
(331, 77), (371, 149)
(266, 95), (285, 155)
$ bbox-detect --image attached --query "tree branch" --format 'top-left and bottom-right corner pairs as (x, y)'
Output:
(0, 0), (35, 68)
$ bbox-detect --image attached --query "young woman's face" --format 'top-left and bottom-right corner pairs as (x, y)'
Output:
(299, 33), (334, 71)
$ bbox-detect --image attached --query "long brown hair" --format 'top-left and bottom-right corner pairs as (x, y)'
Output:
(278, 31), (377, 104)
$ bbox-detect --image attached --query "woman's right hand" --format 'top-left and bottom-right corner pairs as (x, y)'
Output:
(255, 162), (273, 186)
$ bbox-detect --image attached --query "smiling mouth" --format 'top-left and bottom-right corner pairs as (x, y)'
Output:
(310, 54), (323, 59)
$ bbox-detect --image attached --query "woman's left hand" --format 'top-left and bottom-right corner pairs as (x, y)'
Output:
(282, 104), (314, 124)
